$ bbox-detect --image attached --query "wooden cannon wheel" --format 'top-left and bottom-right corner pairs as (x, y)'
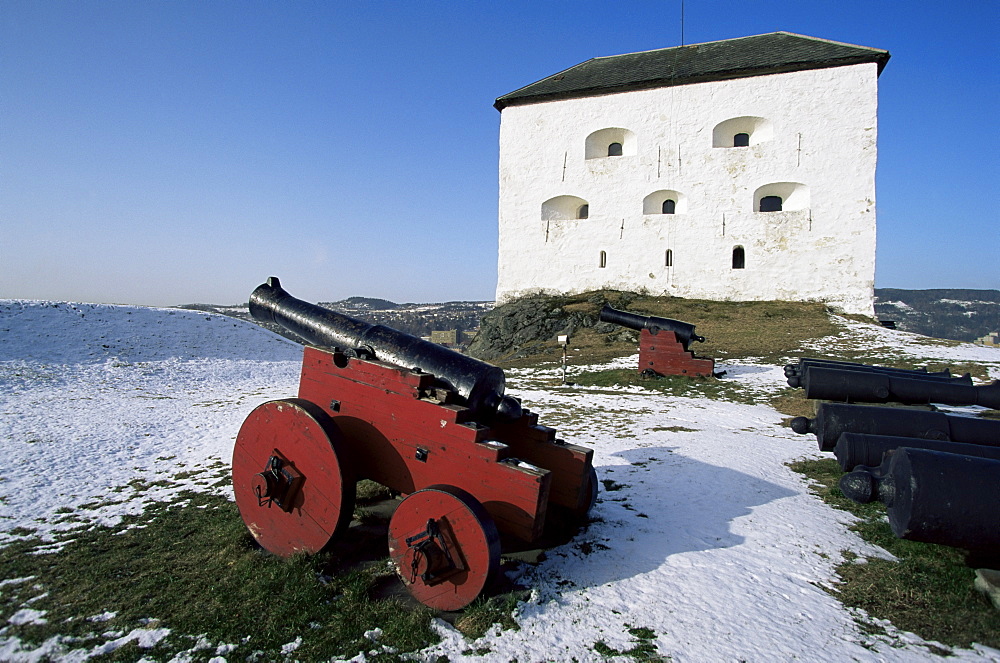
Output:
(387, 485), (500, 611)
(232, 398), (355, 557)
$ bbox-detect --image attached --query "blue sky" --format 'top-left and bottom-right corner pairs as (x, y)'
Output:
(2, 1), (997, 306)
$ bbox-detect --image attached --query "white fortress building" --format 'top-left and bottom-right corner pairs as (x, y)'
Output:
(494, 32), (890, 315)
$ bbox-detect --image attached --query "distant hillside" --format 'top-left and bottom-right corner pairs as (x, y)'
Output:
(183, 288), (1000, 349)
(326, 296), (400, 311)
(316, 298), (491, 340)
(874, 288), (1000, 342)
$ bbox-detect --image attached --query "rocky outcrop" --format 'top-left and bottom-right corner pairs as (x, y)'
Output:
(467, 291), (639, 362)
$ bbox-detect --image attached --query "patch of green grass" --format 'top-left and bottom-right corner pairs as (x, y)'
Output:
(593, 625), (664, 660)
(6, 526), (35, 537)
(126, 477), (174, 492)
(627, 297), (839, 365)
(788, 458), (1000, 651)
(571, 369), (753, 403)
(648, 425), (698, 433)
(453, 591), (526, 639)
(769, 387), (814, 419)
(925, 362), (994, 382)
(0, 490), (439, 661)
(356, 479), (396, 503)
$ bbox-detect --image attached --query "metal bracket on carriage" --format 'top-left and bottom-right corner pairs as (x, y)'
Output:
(405, 517), (462, 585)
(251, 450), (303, 512)
(343, 345), (376, 361)
(418, 385), (462, 406)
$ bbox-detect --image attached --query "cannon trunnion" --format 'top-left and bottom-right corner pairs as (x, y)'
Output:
(233, 279), (596, 610)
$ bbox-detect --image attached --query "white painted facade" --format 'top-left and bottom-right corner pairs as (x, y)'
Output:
(496, 62), (881, 315)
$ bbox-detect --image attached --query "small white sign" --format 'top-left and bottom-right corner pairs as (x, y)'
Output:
(557, 335), (569, 344)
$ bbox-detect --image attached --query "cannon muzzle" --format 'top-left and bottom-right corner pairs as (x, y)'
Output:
(783, 358), (952, 387)
(249, 277), (521, 419)
(839, 448), (1000, 552)
(599, 304), (705, 350)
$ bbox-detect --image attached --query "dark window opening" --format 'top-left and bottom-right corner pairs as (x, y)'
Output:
(665, 249), (673, 267)
(733, 133), (750, 147)
(599, 250), (607, 268)
(661, 199), (676, 214)
(608, 142), (623, 157)
(732, 246), (745, 269)
(578, 204), (589, 219)
(759, 195), (783, 212)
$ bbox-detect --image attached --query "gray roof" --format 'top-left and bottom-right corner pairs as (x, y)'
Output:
(495, 32), (890, 111)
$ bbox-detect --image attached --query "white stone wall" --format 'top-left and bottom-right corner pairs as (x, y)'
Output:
(496, 63), (880, 315)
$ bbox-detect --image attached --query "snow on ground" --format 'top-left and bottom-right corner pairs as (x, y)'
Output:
(804, 316), (1000, 378)
(1, 299), (999, 662)
(0, 300), (302, 544)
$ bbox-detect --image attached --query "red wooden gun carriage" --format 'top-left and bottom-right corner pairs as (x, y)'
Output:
(599, 304), (714, 378)
(232, 278), (597, 610)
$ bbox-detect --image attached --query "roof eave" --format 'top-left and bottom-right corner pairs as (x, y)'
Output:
(495, 53), (890, 112)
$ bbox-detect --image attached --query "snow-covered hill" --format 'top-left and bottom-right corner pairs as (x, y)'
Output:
(1, 299), (999, 662)
(875, 288), (1000, 343)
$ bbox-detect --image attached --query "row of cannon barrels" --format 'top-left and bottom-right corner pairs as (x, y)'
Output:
(785, 356), (1000, 409)
(788, 358), (1000, 554)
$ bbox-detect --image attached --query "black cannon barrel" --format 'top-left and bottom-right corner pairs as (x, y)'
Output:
(787, 361), (967, 389)
(791, 402), (1000, 451)
(834, 432), (1000, 471)
(249, 277), (521, 419)
(599, 304), (705, 350)
(783, 357), (941, 377)
(798, 365), (997, 408)
(839, 448), (1000, 552)
(783, 357), (948, 382)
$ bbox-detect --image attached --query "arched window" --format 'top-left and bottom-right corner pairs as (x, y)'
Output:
(599, 251), (607, 268)
(712, 116), (773, 148)
(665, 249), (673, 267)
(759, 195), (783, 212)
(754, 183), (808, 212)
(578, 204), (589, 219)
(542, 195), (589, 221)
(732, 246), (745, 269)
(585, 128), (636, 159)
(643, 190), (685, 215)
